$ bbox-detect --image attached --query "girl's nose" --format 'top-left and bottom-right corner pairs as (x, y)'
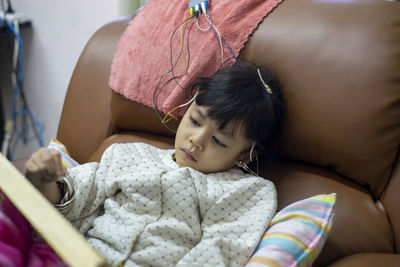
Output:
(190, 131), (206, 150)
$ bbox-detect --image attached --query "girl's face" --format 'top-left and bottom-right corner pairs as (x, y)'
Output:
(175, 102), (253, 173)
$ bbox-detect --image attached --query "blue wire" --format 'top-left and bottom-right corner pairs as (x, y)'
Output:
(6, 23), (24, 122)
(15, 109), (44, 141)
(10, 117), (44, 159)
(207, 11), (238, 62)
(6, 22), (44, 158)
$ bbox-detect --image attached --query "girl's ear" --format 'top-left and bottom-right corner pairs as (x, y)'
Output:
(249, 142), (257, 162)
(236, 142), (257, 165)
(237, 152), (249, 164)
(236, 150), (259, 177)
(238, 149), (258, 165)
(250, 150), (259, 163)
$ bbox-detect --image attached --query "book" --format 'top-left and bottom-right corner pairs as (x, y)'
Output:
(0, 154), (106, 267)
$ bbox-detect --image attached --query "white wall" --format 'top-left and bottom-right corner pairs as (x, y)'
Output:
(5, 0), (141, 159)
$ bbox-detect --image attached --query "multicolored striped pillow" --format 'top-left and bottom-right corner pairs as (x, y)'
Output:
(246, 193), (336, 267)
(47, 138), (79, 168)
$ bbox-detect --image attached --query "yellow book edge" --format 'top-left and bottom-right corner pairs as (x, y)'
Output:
(0, 154), (107, 267)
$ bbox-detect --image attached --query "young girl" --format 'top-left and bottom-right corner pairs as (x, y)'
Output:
(25, 62), (285, 267)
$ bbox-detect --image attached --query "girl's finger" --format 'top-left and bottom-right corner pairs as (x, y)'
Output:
(25, 156), (47, 185)
(38, 148), (58, 181)
(50, 150), (67, 176)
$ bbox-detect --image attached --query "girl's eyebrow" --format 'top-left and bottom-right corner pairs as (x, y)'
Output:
(194, 106), (234, 139)
(220, 127), (234, 139)
(193, 105), (206, 119)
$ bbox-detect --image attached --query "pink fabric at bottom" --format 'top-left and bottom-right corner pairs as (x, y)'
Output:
(0, 195), (66, 267)
(0, 241), (24, 267)
(27, 243), (66, 267)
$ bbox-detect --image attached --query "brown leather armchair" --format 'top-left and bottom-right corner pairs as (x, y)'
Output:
(15, 0), (400, 266)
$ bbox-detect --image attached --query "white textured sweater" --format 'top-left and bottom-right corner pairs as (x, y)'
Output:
(64, 143), (276, 267)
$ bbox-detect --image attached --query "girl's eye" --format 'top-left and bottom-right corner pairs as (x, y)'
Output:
(213, 136), (226, 147)
(190, 116), (200, 126)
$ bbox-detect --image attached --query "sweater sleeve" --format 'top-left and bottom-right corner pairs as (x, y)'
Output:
(64, 144), (117, 232)
(176, 177), (277, 267)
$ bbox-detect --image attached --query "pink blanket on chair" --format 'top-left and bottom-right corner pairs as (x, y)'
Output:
(0, 196), (65, 267)
(109, 0), (282, 118)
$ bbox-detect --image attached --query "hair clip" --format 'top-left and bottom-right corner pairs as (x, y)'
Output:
(257, 68), (272, 94)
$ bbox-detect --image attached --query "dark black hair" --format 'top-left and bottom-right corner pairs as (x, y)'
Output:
(191, 62), (285, 163)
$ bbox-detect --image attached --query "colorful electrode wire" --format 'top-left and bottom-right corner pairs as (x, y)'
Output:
(153, 0), (238, 133)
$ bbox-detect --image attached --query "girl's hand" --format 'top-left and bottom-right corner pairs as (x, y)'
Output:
(25, 148), (67, 189)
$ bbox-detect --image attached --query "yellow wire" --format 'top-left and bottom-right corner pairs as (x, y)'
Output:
(161, 105), (182, 123)
(160, 15), (194, 126)
(161, 105), (181, 124)
(161, 90), (199, 125)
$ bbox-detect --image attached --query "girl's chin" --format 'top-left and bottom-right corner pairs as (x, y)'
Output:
(175, 156), (199, 170)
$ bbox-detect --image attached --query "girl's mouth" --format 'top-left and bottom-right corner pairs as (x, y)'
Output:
(181, 148), (197, 162)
